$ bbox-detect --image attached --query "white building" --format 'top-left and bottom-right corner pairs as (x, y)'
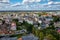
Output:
(38, 20), (42, 24)
(26, 20), (33, 24)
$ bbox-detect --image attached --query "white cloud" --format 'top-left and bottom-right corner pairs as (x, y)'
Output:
(11, 2), (21, 7)
(0, 0), (10, 9)
(48, 0), (60, 5)
(0, 0), (60, 10)
(48, 1), (53, 5)
(0, 0), (9, 3)
(35, 0), (41, 2)
(3, 0), (9, 3)
(22, 0), (41, 4)
(54, 2), (60, 4)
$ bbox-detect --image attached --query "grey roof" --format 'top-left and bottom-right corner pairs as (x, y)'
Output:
(0, 37), (17, 40)
(22, 34), (38, 40)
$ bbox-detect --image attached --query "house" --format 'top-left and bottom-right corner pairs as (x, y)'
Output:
(0, 37), (17, 40)
(33, 14), (38, 17)
(54, 22), (60, 27)
(0, 20), (2, 25)
(4, 18), (10, 24)
(18, 38), (22, 40)
(22, 34), (38, 40)
(38, 27), (41, 30)
(10, 22), (17, 30)
(45, 16), (53, 21)
(18, 19), (23, 23)
(33, 21), (39, 27)
(26, 19), (33, 24)
(57, 29), (60, 34)
(38, 20), (42, 24)
(57, 27), (60, 34)
(15, 29), (27, 34)
(41, 22), (49, 29)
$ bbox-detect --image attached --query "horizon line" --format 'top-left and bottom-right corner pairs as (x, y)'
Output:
(0, 10), (60, 12)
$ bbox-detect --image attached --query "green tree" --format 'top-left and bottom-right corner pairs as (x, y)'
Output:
(45, 34), (57, 40)
(22, 21), (34, 33)
(39, 32), (44, 40)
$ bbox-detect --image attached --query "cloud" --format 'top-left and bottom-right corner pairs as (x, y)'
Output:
(48, 0), (60, 5)
(22, 0), (41, 4)
(48, 1), (53, 5)
(0, 0), (60, 11)
(11, 2), (21, 7)
(54, 2), (60, 4)
(9, 2), (60, 10)
(0, 0), (10, 3)
(3, 0), (9, 3)
(0, 0), (10, 9)
(48, 1), (60, 5)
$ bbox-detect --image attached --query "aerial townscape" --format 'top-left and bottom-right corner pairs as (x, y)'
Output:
(0, 12), (60, 40)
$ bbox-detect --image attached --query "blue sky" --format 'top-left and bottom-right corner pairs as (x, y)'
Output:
(10, 0), (60, 4)
(0, 0), (60, 11)
(10, 0), (22, 4)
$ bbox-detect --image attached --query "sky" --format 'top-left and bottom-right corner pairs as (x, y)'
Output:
(0, 0), (60, 11)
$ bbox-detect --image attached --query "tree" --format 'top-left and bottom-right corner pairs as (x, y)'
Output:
(39, 32), (44, 40)
(45, 34), (57, 40)
(22, 21), (34, 33)
(53, 16), (60, 22)
(42, 12), (48, 15)
(49, 21), (55, 30)
(12, 18), (19, 22)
